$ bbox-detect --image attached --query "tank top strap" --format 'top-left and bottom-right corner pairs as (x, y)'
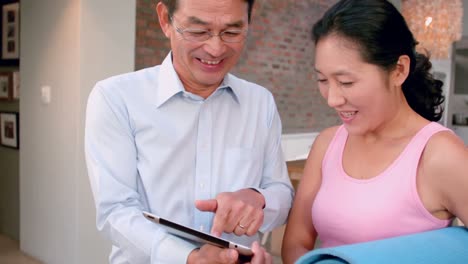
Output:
(398, 122), (451, 165)
(321, 125), (348, 183)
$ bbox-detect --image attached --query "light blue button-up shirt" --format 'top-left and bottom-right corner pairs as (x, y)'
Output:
(85, 53), (294, 263)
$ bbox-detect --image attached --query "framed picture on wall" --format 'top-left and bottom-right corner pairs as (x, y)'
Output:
(0, 112), (19, 149)
(0, 72), (12, 100)
(1, 2), (19, 60)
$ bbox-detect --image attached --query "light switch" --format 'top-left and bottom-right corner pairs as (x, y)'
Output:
(41, 85), (51, 104)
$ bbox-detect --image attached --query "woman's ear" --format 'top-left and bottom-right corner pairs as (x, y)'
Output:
(392, 55), (410, 86)
(156, 2), (172, 38)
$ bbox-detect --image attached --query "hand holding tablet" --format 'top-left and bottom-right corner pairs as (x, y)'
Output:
(142, 211), (253, 258)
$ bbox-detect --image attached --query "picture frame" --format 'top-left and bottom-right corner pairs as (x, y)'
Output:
(0, 72), (12, 100)
(1, 2), (19, 60)
(0, 111), (19, 149)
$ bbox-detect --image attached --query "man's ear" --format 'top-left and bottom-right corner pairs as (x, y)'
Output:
(156, 2), (171, 38)
(392, 55), (410, 87)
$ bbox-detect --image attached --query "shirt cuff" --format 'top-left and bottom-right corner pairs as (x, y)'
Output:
(248, 187), (266, 209)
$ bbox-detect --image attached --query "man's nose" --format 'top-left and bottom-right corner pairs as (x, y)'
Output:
(203, 35), (226, 57)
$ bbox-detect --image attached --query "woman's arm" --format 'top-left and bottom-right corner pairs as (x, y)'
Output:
(420, 131), (468, 225)
(281, 127), (338, 264)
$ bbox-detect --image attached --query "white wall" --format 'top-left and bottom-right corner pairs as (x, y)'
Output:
(20, 0), (135, 263)
(281, 133), (318, 161)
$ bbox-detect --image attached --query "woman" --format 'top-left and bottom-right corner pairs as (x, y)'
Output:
(282, 0), (468, 263)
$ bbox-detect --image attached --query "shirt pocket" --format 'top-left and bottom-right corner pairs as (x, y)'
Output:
(221, 147), (263, 191)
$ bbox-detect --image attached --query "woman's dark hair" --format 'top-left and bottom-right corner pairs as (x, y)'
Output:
(160, 0), (255, 23)
(312, 0), (445, 121)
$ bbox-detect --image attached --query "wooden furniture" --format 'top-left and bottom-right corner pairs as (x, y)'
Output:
(286, 159), (306, 189)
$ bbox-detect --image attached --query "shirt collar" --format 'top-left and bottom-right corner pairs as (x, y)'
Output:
(221, 74), (240, 104)
(155, 52), (240, 108)
(155, 52), (185, 108)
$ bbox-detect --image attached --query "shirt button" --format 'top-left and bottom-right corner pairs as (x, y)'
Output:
(199, 225), (205, 232)
(199, 183), (205, 189)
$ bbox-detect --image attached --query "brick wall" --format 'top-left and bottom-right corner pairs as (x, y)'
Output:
(135, 0), (341, 133)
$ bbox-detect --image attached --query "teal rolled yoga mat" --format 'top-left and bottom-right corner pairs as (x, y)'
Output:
(296, 227), (468, 264)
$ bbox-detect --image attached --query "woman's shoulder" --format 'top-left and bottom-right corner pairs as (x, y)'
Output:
(314, 126), (341, 148)
(425, 129), (466, 161)
(422, 128), (468, 181)
(307, 125), (342, 160)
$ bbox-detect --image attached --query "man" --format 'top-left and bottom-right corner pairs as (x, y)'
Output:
(85, 0), (294, 263)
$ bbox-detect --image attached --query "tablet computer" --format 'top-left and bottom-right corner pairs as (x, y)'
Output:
(142, 211), (253, 257)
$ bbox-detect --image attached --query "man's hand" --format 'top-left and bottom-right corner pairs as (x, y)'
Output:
(187, 244), (238, 264)
(248, 241), (272, 264)
(196, 188), (265, 237)
(186, 242), (272, 264)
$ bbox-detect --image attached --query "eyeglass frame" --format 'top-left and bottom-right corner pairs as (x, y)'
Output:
(170, 16), (248, 43)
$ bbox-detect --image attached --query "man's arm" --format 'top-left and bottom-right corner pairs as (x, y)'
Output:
(85, 85), (198, 263)
(255, 94), (295, 232)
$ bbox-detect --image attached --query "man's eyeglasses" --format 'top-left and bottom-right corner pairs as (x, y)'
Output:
(171, 17), (247, 43)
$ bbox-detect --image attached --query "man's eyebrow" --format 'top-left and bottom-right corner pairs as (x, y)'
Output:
(226, 20), (245, 28)
(186, 16), (245, 28)
(186, 16), (208, 25)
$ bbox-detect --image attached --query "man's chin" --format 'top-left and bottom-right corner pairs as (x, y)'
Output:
(197, 77), (225, 88)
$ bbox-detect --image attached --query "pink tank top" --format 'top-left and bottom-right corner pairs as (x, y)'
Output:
(312, 122), (452, 248)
